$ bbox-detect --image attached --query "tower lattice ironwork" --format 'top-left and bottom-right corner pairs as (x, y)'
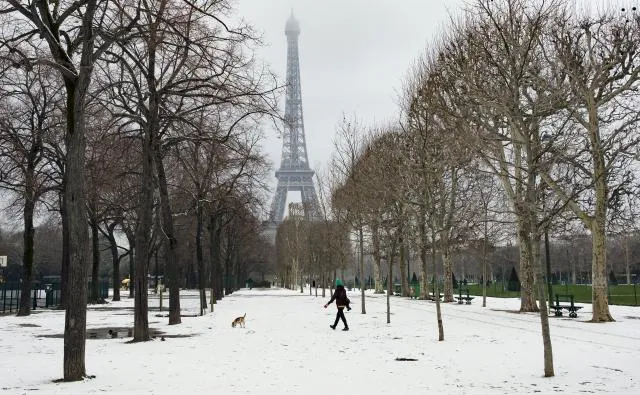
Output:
(269, 13), (319, 223)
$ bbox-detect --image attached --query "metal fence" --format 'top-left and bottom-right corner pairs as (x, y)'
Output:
(0, 281), (109, 315)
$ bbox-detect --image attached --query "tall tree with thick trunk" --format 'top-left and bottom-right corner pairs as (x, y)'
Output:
(1, 0), (137, 380)
(440, 0), (567, 313)
(539, 7), (640, 322)
(0, 66), (60, 316)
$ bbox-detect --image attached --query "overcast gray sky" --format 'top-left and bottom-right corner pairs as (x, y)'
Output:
(234, 0), (465, 173)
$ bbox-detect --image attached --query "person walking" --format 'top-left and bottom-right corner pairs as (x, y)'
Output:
(324, 279), (350, 331)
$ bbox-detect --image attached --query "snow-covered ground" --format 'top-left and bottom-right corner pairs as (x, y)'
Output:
(1, 287), (639, 394)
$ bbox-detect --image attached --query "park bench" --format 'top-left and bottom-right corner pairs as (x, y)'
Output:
(455, 288), (474, 305)
(393, 283), (421, 298)
(551, 293), (582, 318)
(427, 292), (443, 301)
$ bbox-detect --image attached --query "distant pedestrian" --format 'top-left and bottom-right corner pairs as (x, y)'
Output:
(324, 279), (350, 331)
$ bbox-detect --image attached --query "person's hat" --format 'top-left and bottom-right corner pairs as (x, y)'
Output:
(335, 278), (343, 286)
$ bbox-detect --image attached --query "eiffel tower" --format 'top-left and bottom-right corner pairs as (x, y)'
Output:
(268, 13), (319, 224)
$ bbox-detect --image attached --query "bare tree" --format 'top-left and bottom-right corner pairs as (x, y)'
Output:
(171, 108), (271, 313)
(335, 126), (390, 295)
(430, 0), (562, 375)
(329, 115), (369, 312)
(94, 135), (140, 302)
(0, 66), (61, 315)
(400, 50), (476, 308)
(1, 0), (137, 379)
(539, 5), (640, 322)
(443, 0), (565, 314)
(473, 172), (510, 307)
(351, 128), (409, 323)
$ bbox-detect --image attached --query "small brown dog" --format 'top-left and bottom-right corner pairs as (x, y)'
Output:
(231, 313), (246, 328)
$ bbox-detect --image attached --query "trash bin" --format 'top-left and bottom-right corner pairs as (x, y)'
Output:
(410, 283), (420, 299)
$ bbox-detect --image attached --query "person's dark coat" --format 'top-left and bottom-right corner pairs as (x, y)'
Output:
(327, 285), (349, 308)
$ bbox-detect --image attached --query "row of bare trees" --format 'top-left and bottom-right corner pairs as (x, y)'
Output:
(1, 0), (280, 381)
(275, 201), (351, 298)
(322, 0), (640, 378)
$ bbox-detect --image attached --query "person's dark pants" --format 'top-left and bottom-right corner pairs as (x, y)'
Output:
(333, 307), (348, 328)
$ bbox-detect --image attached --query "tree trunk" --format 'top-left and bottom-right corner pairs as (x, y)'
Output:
(517, 217), (538, 312)
(153, 108), (181, 326)
(332, 270), (336, 295)
(399, 237), (409, 297)
(234, 252), (240, 291)
(482, 257), (487, 308)
(359, 225), (366, 314)
(17, 197), (36, 316)
(300, 270), (304, 293)
(624, 237), (631, 285)
(63, 76), (91, 381)
(108, 232), (120, 302)
(482, 218), (488, 308)
(419, 219), (429, 299)
(432, 233), (444, 341)
(18, 197), (35, 316)
(441, 168), (458, 303)
(59, 195), (69, 309)
(196, 201), (206, 315)
(224, 244), (232, 295)
(386, 255), (392, 324)
(132, 112), (153, 341)
(531, 228), (554, 377)
(17, 137), (41, 315)
(208, 215), (222, 302)
(442, 244), (454, 303)
(590, 217), (614, 322)
(89, 219), (100, 304)
(143, 0), (180, 324)
(372, 223), (384, 293)
(217, 221), (224, 299)
(125, 229), (135, 299)
(209, 216), (217, 300)
(208, 232), (214, 312)
(290, 257), (297, 291)
(585, 97), (614, 322)
(420, 251), (428, 300)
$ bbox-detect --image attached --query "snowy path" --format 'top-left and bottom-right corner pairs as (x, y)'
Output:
(1, 288), (639, 394)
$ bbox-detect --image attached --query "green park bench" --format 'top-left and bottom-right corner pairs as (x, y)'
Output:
(455, 288), (474, 305)
(393, 283), (421, 298)
(551, 294), (582, 318)
(427, 292), (443, 301)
